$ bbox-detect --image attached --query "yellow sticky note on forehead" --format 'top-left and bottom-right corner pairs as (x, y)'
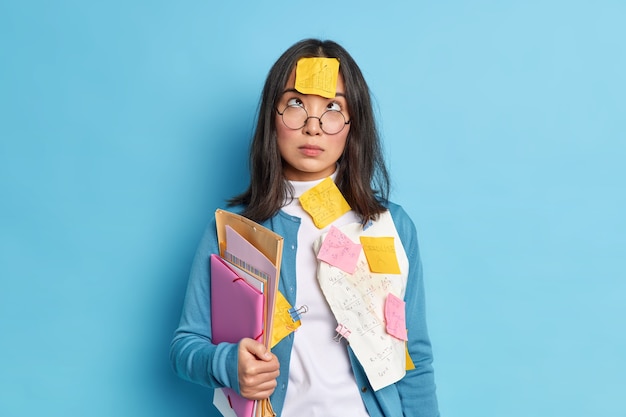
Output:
(299, 177), (351, 229)
(295, 57), (340, 98)
(359, 236), (401, 274)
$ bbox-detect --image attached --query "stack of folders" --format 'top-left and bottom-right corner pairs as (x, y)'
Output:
(211, 209), (284, 417)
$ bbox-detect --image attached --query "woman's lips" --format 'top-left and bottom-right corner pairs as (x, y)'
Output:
(299, 145), (323, 157)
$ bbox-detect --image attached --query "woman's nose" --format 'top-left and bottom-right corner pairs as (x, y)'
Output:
(303, 116), (323, 135)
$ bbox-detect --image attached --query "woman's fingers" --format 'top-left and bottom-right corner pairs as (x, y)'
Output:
(237, 338), (280, 400)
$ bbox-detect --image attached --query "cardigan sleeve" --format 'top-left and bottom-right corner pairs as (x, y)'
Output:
(169, 219), (241, 393)
(390, 204), (440, 417)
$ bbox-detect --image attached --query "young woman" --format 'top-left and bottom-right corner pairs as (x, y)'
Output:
(171, 38), (439, 417)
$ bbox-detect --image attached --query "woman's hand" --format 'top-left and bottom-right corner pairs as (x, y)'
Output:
(237, 338), (280, 400)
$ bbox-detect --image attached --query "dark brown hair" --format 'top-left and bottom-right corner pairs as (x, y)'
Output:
(229, 39), (390, 224)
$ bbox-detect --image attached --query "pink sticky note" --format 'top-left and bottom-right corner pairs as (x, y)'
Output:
(317, 226), (362, 274)
(384, 293), (408, 341)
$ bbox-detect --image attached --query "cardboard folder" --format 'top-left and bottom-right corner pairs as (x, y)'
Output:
(215, 209), (284, 349)
(212, 210), (284, 417)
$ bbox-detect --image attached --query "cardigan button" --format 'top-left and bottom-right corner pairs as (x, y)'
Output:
(361, 386), (367, 393)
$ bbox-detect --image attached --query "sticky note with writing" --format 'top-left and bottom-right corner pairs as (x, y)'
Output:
(384, 293), (408, 341)
(271, 291), (301, 348)
(359, 236), (401, 274)
(295, 57), (340, 98)
(317, 225), (362, 274)
(299, 177), (351, 229)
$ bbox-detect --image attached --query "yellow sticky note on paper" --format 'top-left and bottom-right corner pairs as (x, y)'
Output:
(405, 343), (416, 370)
(271, 291), (301, 348)
(359, 236), (401, 274)
(295, 57), (340, 98)
(299, 177), (351, 229)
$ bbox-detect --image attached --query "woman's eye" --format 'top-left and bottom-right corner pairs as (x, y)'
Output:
(326, 102), (342, 111)
(287, 98), (304, 107)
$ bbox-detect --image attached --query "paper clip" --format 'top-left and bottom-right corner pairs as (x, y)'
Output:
(333, 324), (352, 343)
(288, 305), (308, 322)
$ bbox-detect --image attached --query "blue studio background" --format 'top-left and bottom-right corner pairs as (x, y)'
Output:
(1, 1), (625, 416)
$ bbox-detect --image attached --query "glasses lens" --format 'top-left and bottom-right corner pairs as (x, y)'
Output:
(281, 106), (307, 129)
(320, 110), (347, 135)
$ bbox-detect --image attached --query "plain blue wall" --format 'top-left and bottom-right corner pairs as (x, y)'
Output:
(1, 1), (624, 416)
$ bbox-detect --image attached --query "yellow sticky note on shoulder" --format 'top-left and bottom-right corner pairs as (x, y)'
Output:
(299, 177), (351, 229)
(295, 57), (340, 98)
(359, 236), (401, 274)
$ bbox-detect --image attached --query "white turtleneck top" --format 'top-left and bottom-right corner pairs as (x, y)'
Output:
(279, 174), (370, 416)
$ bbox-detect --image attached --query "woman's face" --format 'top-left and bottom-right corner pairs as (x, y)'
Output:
(275, 69), (350, 181)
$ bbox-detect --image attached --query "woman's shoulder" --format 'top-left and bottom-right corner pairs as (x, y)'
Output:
(224, 204), (246, 215)
(382, 200), (411, 221)
(380, 200), (418, 239)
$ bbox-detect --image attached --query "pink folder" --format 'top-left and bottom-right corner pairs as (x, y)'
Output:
(210, 254), (264, 417)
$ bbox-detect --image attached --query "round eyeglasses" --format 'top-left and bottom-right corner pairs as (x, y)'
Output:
(276, 105), (350, 135)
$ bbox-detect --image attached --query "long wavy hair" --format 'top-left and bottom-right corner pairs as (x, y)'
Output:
(229, 38), (390, 224)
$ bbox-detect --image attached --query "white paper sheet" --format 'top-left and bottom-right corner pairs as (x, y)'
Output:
(314, 212), (409, 390)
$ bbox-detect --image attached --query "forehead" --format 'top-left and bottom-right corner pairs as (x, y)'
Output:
(283, 68), (346, 96)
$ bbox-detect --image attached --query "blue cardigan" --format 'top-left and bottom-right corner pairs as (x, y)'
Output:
(170, 202), (439, 417)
